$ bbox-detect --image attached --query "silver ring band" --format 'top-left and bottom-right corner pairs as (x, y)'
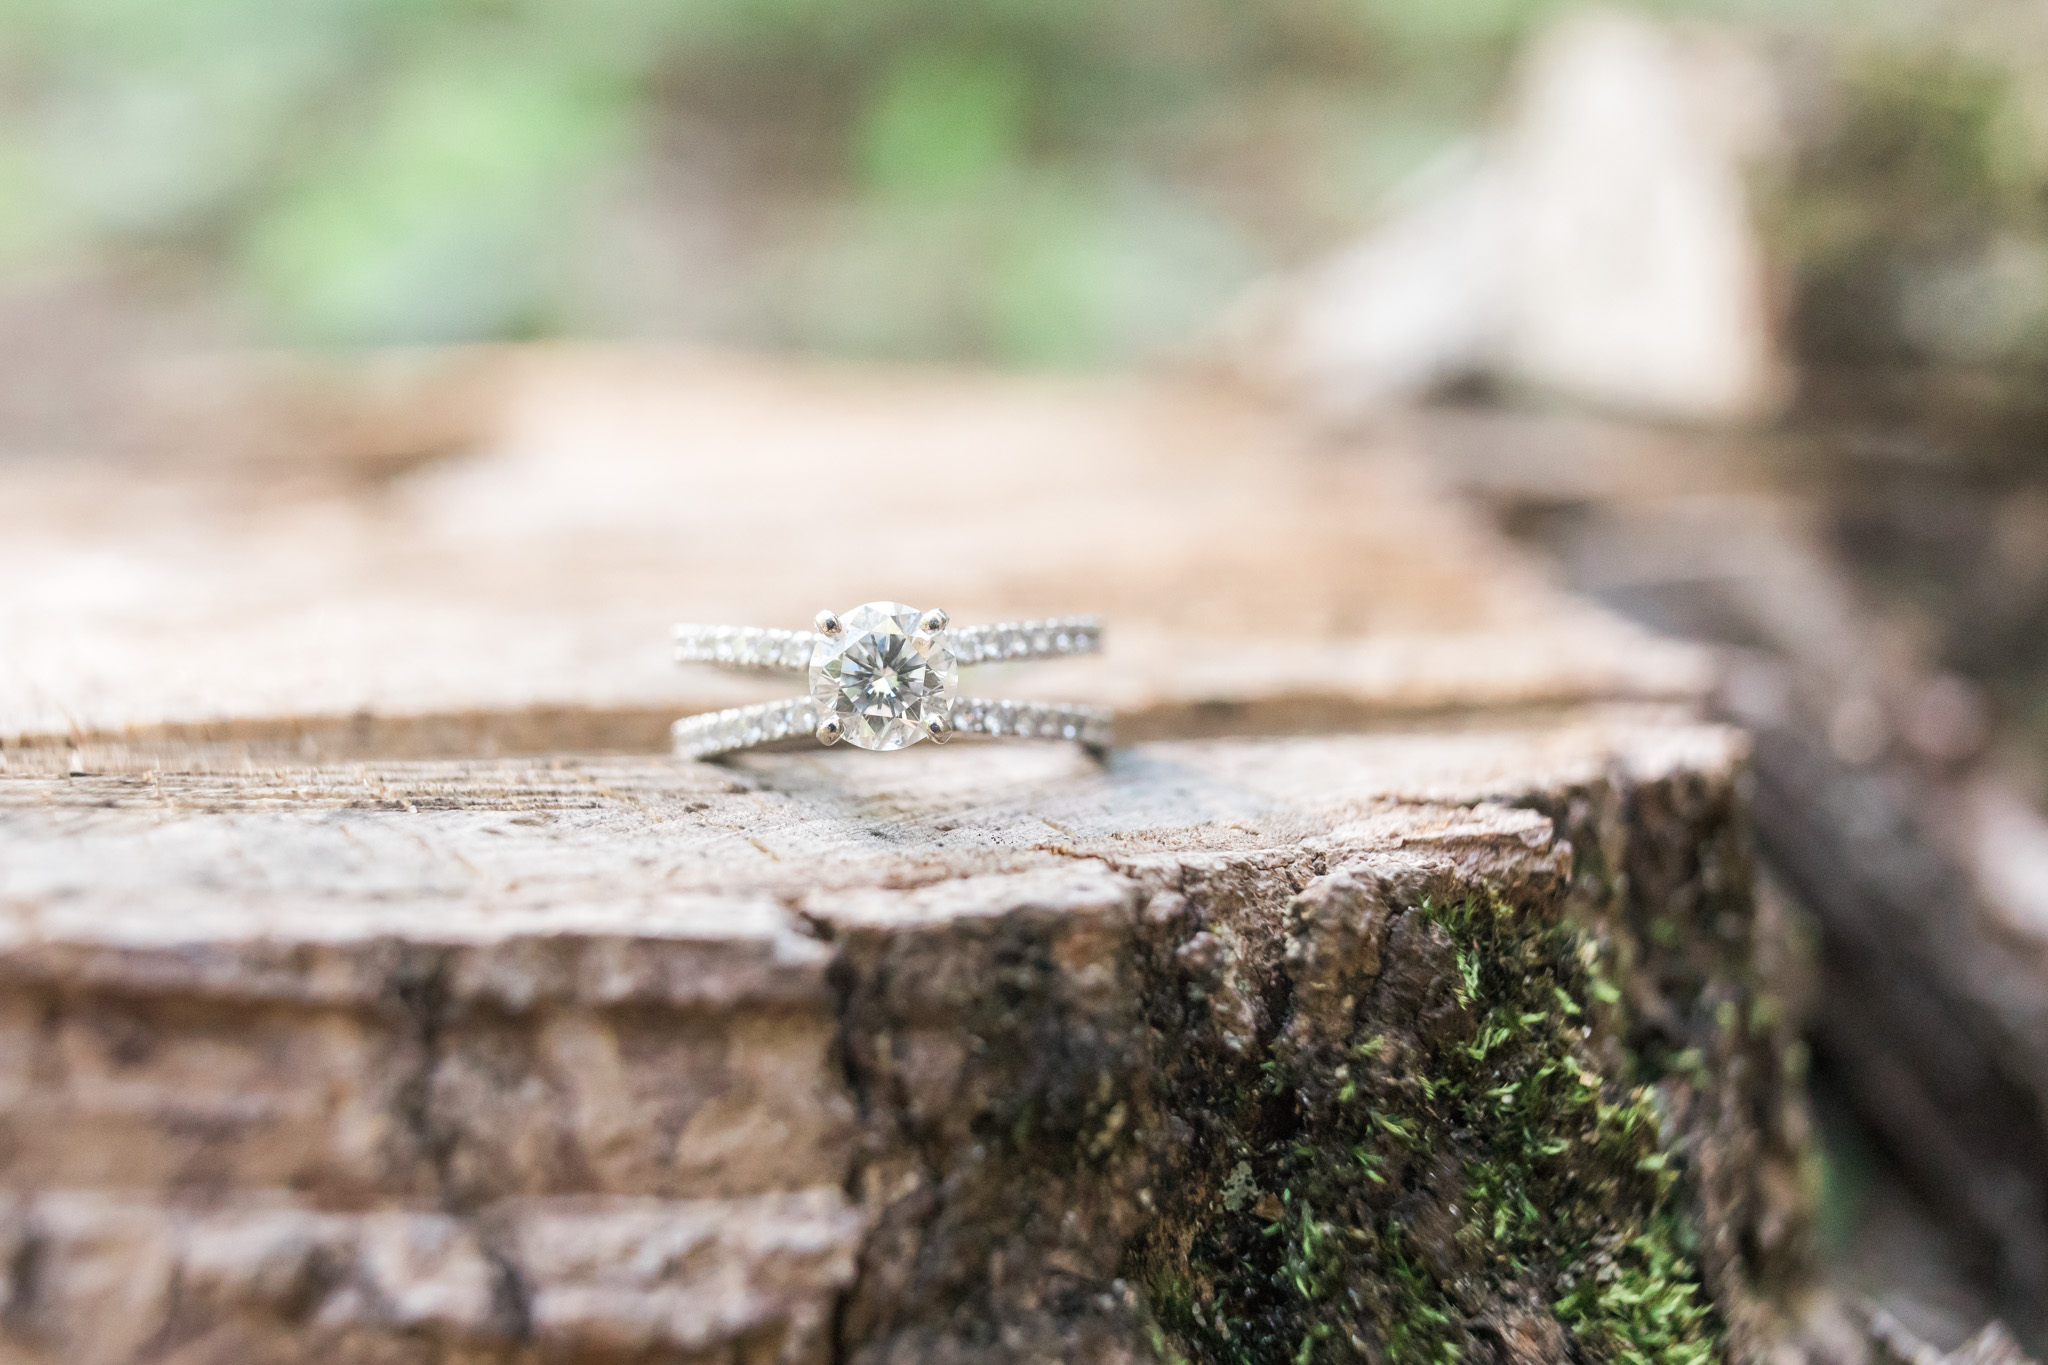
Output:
(670, 602), (1111, 757)
(671, 697), (1114, 758)
(672, 615), (1102, 673)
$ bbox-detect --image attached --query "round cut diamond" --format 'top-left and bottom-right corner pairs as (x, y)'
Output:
(809, 602), (957, 751)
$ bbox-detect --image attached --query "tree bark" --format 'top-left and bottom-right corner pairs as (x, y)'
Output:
(0, 729), (1807, 1364)
(1419, 403), (2048, 1336)
(0, 353), (1812, 1362)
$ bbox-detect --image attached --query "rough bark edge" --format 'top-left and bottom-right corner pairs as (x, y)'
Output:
(819, 747), (1811, 1364)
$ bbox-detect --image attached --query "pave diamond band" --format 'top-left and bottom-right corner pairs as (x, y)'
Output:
(670, 602), (1110, 756)
(671, 625), (817, 672)
(952, 698), (1114, 744)
(672, 615), (1101, 673)
(672, 697), (1114, 758)
(672, 697), (820, 756)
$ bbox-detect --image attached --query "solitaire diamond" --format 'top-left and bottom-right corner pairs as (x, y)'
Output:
(808, 602), (959, 751)
(673, 606), (1105, 758)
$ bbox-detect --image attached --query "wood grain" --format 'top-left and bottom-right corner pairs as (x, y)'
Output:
(0, 351), (1704, 768)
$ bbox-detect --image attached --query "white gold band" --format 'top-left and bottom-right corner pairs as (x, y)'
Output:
(670, 625), (816, 673)
(672, 697), (1113, 758)
(672, 615), (1102, 673)
(671, 602), (1109, 757)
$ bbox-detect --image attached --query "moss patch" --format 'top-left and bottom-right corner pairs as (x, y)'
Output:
(1135, 892), (1720, 1365)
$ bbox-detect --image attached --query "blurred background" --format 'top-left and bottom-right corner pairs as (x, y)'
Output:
(7, 0), (2048, 1348)
(0, 0), (1792, 362)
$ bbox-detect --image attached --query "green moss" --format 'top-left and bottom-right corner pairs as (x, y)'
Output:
(1138, 893), (1721, 1365)
(1555, 1214), (1714, 1365)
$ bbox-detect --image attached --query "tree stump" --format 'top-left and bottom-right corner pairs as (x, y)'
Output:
(0, 355), (1809, 1363)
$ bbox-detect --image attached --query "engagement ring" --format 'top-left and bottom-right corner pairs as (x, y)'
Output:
(671, 602), (1112, 757)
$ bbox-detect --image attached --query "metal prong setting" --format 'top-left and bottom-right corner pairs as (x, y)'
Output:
(673, 607), (1107, 758)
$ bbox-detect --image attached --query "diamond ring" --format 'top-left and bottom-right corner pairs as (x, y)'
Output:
(670, 602), (1112, 757)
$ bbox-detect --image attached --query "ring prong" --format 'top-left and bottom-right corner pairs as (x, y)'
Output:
(816, 716), (843, 746)
(925, 713), (952, 745)
(920, 607), (949, 633)
(814, 609), (843, 638)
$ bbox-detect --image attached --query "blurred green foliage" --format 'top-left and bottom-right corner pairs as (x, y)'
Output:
(1781, 38), (2048, 372)
(0, 0), (1856, 361)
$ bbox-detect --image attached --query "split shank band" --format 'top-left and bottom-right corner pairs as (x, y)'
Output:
(671, 601), (1111, 758)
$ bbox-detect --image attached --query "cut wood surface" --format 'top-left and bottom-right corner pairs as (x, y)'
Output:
(0, 729), (1809, 1364)
(0, 350), (1703, 768)
(0, 353), (1810, 1364)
